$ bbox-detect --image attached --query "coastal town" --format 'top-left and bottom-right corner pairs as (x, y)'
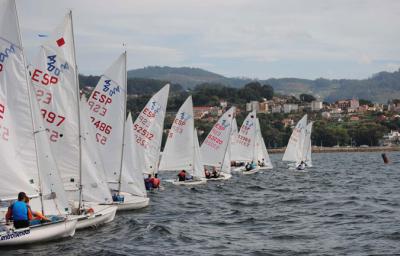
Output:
(189, 95), (400, 149)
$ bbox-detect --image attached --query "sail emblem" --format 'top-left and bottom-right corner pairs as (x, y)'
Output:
(179, 111), (192, 121)
(150, 101), (162, 115)
(56, 37), (65, 47)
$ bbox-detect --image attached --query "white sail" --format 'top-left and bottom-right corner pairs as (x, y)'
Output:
(86, 53), (127, 184)
(193, 128), (205, 178)
(303, 121), (313, 167)
(201, 107), (235, 167)
(29, 12), (80, 196)
(159, 96), (198, 175)
(255, 119), (273, 169)
(231, 111), (257, 162)
(132, 84), (170, 175)
(0, 0), (69, 215)
(282, 114), (307, 165)
(80, 96), (113, 204)
(119, 113), (147, 197)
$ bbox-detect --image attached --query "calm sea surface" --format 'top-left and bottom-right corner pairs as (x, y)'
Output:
(2, 151), (400, 255)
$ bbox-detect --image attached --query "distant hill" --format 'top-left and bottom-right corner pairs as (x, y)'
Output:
(100, 66), (400, 103)
(127, 66), (252, 89)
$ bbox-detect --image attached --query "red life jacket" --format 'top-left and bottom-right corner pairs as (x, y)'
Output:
(178, 171), (186, 178)
(152, 178), (160, 188)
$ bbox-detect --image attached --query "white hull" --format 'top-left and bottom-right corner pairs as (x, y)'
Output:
(75, 204), (117, 230)
(113, 192), (150, 211)
(259, 166), (273, 171)
(231, 166), (244, 172)
(207, 173), (232, 181)
(0, 216), (77, 246)
(242, 166), (260, 175)
(171, 179), (207, 186)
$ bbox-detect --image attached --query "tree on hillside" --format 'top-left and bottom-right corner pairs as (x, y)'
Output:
(299, 93), (316, 102)
(238, 82), (274, 101)
(359, 99), (373, 106)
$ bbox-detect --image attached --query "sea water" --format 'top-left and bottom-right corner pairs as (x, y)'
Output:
(2, 151), (400, 255)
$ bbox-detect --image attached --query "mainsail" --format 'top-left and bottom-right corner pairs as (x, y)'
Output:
(86, 53), (127, 184)
(29, 12), (81, 198)
(231, 111), (257, 162)
(0, 0), (69, 215)
(159, 96), (204, 178)
(201, 107), (235, 168)
(131, 84), (170, 175)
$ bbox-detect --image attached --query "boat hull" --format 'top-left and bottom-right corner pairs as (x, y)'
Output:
(0, 217), (77, 246)
(242, 166), (260, 175)
(171, 179), (207, 186)
(75, 204), (117, 230)
(207, 173), (232, 181)
(112, 192), (150, 211)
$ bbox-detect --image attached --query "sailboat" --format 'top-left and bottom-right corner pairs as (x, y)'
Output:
(282, 114), (311, 170)
(29, 12), (117, 228)
(115, 113), (150, 210)
(76, 97), (117, 228)
(159, 96), (206, 185)
(0, 0), (77, 245)
(200, 107), (235, 180)
(255, 118), (273, 170)
(87, 53), (149, 211)
(132, 84), (169, 177)
(230, 111), (260, 174)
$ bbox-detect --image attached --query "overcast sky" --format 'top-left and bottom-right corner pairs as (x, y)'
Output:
(16, 0), (400, 80)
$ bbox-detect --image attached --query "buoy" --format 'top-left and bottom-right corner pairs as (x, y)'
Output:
(381, 153), (389, 164)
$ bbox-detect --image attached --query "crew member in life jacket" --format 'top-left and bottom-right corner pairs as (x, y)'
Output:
(144, 174), (153, 190)
(211, 167), (220, 178)
(24, 196), (49, 223)
(245, 161), (256, 171)
(152, 173), (161, 189)
(177, 170), (186, 181)
(204, 169), (211, 179)
(5, 192), (30, 229)
(297, 161), (306, 170)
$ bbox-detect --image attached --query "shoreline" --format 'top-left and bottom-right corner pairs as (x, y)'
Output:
(268, 146), (400, 154)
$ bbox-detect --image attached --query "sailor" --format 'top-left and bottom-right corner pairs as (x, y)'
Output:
(297, 161), (306, 170)
(144, 174), (153, 191)
(152, 173), (161, 189)
(211, 168), (219, 178)
(204, 169), (211, 179)
(177, 170), (186, 181)
(5, 192), (30, 229)
(24, 196), (49, 222)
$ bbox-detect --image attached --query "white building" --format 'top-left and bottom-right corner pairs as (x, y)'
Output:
(283, 104), (298, 113)
(311, 101), (323, 111)
(246, 101), (260, 112)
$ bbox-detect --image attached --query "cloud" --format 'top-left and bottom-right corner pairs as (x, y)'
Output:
(15, 0), (400, 79)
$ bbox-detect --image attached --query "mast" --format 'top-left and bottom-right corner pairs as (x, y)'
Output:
(117, 51), (127, 195)
(14, 0), (45, 214)
(69, 10), (83, 213)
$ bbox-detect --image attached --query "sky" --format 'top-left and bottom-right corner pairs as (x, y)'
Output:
(16, 0), (400, 80)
